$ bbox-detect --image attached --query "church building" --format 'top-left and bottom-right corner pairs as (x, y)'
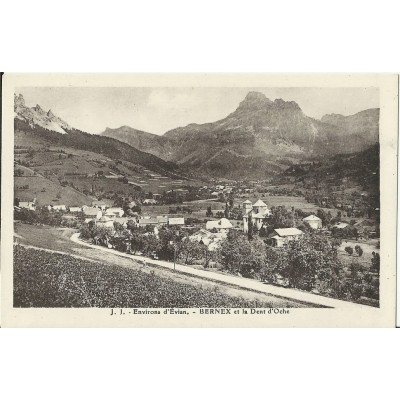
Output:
(243, 199), (271, 233)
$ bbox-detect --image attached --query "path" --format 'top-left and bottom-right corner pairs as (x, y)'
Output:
(70, 233), (372, 310)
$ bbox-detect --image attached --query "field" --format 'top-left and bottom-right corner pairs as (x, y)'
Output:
(14, 173), (92, 206)
(338, 238), (379, 267)
(13, 245), (308, 308)
(15, 139), (201, 205)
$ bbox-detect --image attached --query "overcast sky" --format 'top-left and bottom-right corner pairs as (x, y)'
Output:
(17, 87), (379, 135)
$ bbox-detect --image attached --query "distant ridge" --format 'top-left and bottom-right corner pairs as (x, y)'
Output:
(100, 91), (379, 178)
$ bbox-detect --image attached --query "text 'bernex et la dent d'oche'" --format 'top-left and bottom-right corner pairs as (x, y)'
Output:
(110, 308), (290, 316)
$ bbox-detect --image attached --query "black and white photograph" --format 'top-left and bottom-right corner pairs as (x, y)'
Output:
(1, 74), (398, 327)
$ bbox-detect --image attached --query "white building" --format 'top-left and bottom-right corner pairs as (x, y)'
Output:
(91, 201), (107, 211)
(243, 199), (271, 232)
(189, 229), (225, 251)
(303, 215), (322, 230)
(83, 207), (102, 219)
(96, 216), (114, 228)
(19, 198), (36, 211)
(143, 199), (157, 205)
(333, 222), (349, 229)
(105, 207), (124, 217)
(206, 218), (233, 232)
(69, 206), (82, 213)
(52, 205), (67, 211)
(271, 228), (303, 247)
(168, 217), (185, 226)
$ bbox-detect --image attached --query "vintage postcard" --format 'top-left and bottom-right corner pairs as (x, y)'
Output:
(1, 73), (398, 327)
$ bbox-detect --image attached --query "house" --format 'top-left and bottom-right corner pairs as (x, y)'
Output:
(210, 191), (219, 197)
(156, 216), (168, 225)
(243, 199), (271, 232)
(105, 207), (124, 217)
(19, 198), (36, 211)
(96, 216), (114, 228)
(303, 215), (322, 230)
(52, 205), (67, 211)
(333, 222), (349, 229)
(69, 206), (82, 213)
(168, 217), (185, 226)
(189, 229), (225, 250)
(206, 218), (233, 232)
(127, 201), (137, 208)
(271, 228), (303, 248)
(143, 198), (157, 205)
(83, 207), (102, 219)
(91, 200), (107, 211)
(138, 217), (159, 227)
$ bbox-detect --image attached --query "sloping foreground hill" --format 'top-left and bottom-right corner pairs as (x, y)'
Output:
(13, 246), (307, 308)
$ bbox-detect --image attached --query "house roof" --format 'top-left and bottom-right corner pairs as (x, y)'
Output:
(98, 216), (112, 222)
(334, 222), (349, 229)
(206, 218), (233, 230)
(303, 215), (321, 221)
(253, 199), (267, 207)
(84, 207), (101, 216)
(274, 228), (303, 237)
(243, 200), (252, 204)
(139, 218), (158, 224)
(190, 229), (212, 239)
(168, 217), (185, 225)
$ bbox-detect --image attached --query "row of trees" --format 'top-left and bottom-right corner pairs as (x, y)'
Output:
(14, 208), (81, 228)
(80, 222), (380, 304)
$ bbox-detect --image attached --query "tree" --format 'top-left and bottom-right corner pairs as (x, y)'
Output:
(206, 206), (213, 217)
(224, 202), (230, 218)
(178, 239), (204, 265)
(345, 246), (353, 256)
(220, 231), (267, 277)
(354, 245), (363, 257)
(277, 233), (343, 292)
(371, 252), (380, 273)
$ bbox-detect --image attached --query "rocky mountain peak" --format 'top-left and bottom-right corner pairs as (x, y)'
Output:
(273, 98), (301, 111)
(14, 93), (71, 134)
(14, 93), (25, 108)
(237, 91), (273, 111)
(33, 104), (45, 114)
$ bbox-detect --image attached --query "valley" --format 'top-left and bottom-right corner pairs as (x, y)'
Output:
(12, 89), (381, 309)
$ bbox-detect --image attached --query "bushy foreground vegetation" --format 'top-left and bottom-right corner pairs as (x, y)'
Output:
(13, 246), (304, 308)
(80, 222), (380, 306)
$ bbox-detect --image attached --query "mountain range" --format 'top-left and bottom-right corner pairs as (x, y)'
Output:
(14, 91), (379, 180)
(14, 94), (180, 177)
(100, 91), (379, 179)
(14, 94), (72, 134)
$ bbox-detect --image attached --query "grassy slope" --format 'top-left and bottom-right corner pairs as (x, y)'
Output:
(13, 245), (307, 308)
